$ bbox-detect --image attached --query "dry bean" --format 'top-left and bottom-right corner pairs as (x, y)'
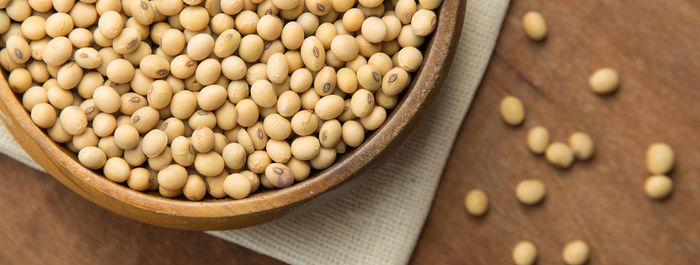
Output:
(158, 164), (188, 190)
(223, 173), (252, 198)
(356, 64), (382, 90)
(188, 110), (217, 129)
(527, 126), (550, 154)
(92, 113), (117, 137)
(646, 143), (674, 174)
(645, 175), (673, 200)
(545, 142), (575, 168)
(179, 6), (209, 31)
(562, 240), (590, 265)
(464, 189), (488, 216)
(515, 179), (546, 205)
(500, 96), (525, 126)
(170, 136), (195, 166)
(127, 168), (152, 191)
(588, 67), (619, 95)
(194, 151), (225, 177)
(247, 150), (271, 173)
(522, 11), (547, 42)
(410, 9), (436, 36)
(512, 241), (537, 265)
(568, 132), (594, 160)
(360, 106), (386, 130)
(30, 103), (56, 128)
(341, 120), (364, 147)
(104, 157), (130, 182)
(180, 174), (205, 201)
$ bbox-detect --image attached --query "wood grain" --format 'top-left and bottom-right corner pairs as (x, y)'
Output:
(2, 0), (699, 264)
(411, 0), (700, 264)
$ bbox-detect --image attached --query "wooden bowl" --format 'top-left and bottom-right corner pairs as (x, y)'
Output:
(0, 0), (465, 230)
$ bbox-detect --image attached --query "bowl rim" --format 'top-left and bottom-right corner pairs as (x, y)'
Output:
(0, 0), (466, 230)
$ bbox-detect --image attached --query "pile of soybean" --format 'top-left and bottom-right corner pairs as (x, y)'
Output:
(0, 0), (442, 200)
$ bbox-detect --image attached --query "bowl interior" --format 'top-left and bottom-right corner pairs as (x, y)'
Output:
(0, 0), (465, 230)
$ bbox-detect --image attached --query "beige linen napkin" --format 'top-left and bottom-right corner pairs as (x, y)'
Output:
(0, 0), (509, 263)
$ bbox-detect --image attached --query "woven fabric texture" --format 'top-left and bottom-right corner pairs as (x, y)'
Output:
(0, 0), (509, 264)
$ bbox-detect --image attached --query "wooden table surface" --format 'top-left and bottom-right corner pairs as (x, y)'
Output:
(2, 1), (700, 264)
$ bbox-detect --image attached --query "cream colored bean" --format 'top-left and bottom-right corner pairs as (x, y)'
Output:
(238, 34), (264, 62)
(247, 150), (271, 173)
(260, 114), (290, 140)
(396, 46), (423, 72)
(290, 68), (313, 92)
(59, 106), (88, 135)
(381, 67), (409, 96)
(223, 173), (252, 198)
(264, 139), (290, 163)
(92, 113), (117, 137)
(170, 90), (197, 119)
(522, 11), (547, 42)
(30, 103), (57, 129)
(114, 124), (140, 150)
(314, 66), (337, 96)
(149, 147), (173, 171)
(286, 157), (309, 181)
(131, 106), (160, 133)
(142, 129), (168, 157)
(182, 174), (206, 201)
(97, 11), (123, 39)
(360, 106), (386, 130)
(191, 126), (214, 153)
(300, 36), (325, 69)
(545, 142), (575, 168)
(646, 143), (674, 175)
(264, 163), (294, 188)
(250, 79), (277, 108)
(157, 164), (188, 190)
(500, 96), (525, 126)
(179, 6), (209, 31)
(411, 9), (436, 36)
(568, 132), (594, 160)
(127, 168), (152, 191)
(98, 136), (123, 159)
(194, 151), (225, 177)
(341, 120), (364, 147)
(235, 99), (259, 127)
(464, 189), (488, 216)
(562, 240), (590, 265)
(188, 110), (217, 129)
(48, 119), (73, 143)
(361, 17), (386, 43)
(290, 110), (318, 136)
(266, 53), (289, 84)
(645, 175), (673, 200)
(290, 136), (320, 160)
(221, 57), (246, 81)
(356, 64), (381, 90)
(515, 179), (546, 205)
(169, 136), (194, 166)
(22, 86), (48, 111)
(187, 33), (215, 61)
(524, 126), (549, 155)
(313, 95), (343, 120)
(281, 21), (304, 50)
(92, 86), (121, 113)
(222, 142), (246, 170)
(350, 89), (375, 117)
(512, 241), (537, 265)
(104, 157), (130, 182)
(276, 90), (301, 117)
(588, 67), (619, 95)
